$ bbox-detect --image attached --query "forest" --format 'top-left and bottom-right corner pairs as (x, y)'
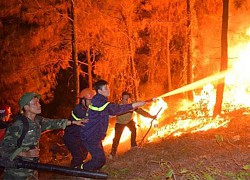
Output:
(1, 0), (250, 179)
(1, 0), (248, 115)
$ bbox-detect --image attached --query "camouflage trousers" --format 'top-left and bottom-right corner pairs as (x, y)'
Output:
(4, 168), (38, 180)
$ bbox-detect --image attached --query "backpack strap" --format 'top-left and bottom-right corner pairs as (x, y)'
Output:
(14, 115), (29, 148)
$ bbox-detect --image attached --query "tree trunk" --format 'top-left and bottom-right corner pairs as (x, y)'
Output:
(186, 0), (193, 100)
(127, 24), (139, 100)
(119, 10), (139, 100)
(130, 52), (139, 100)
(87, 44), (93, 89)
(166, 26), (172, 92)
(71, 0), (80, 104)
(213, 0), (229, 117)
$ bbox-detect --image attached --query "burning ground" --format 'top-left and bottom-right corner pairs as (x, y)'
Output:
(103, 110), (250, 179)
(101, 96), (250, 179)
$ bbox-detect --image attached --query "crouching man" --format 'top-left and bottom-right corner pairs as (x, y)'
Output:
(80, 80), (146, 171)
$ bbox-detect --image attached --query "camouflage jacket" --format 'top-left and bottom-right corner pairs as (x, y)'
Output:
(0, 115), (67, 161)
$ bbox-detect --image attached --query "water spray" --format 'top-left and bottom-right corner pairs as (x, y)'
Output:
(145, 70), (229, 101)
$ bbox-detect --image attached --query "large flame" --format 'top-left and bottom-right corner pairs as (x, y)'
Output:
(147, 27), (250, 142)
(103, 27), (250, 147)
(225, 33), (250, 107)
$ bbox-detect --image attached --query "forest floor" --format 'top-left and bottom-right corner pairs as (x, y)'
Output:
(1, 101), (250, 180)
(38, 106), (250, 179)
(102, 114), (250, 180)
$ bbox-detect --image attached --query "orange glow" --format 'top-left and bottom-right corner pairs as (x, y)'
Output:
(226, 37), (250, 107)
(246, 27), (250, 36)
(102, 98), (168, 146)
(103, 27), (250, 147)
(147, 27), (250, 142)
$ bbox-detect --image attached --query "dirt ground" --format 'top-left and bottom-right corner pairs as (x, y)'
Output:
(1, 108), (250, 179)
(37, 107), (250, 180)
(101, 111), (250, 179)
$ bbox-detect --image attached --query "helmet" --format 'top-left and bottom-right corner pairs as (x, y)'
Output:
(78, 88), (96, 100)
(0, 105), (11, 119)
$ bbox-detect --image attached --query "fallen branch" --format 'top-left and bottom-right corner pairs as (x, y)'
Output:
(139, 107), (163, 146)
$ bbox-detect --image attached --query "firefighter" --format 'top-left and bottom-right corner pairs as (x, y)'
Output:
(0, 92), (87, 179)
(110, 91), (156, 158)
(80, 80), (147, 171)
(0, 105), (12, 141)
(63, 88), (96, 168)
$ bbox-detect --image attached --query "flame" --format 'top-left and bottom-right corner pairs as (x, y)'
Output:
(147, 27), (250, 142)
(246, 27), (250, 36)
(226, 38), (250, 107)
(103, 27), (250, 147)
(102, 98), (168, 146)
(103, 126), (133, 146)
(147, 85), (230, 142)
(148, 117), (230, 142)
(135, 98), (168, 129)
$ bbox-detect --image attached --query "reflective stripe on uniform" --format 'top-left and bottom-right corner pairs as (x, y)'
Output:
(88, 102), (110, 111)
(71, 111), (82, 121)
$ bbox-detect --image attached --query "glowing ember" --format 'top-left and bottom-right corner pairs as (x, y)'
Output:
(148, 116), (230, 142)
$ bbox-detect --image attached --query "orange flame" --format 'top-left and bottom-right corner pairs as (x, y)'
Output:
(102, 98), (168, 146)
(147, 27), (250, 142)
(103, 27), (250, 147)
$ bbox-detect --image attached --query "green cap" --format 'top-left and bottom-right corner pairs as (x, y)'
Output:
(19, 92), (41, 110)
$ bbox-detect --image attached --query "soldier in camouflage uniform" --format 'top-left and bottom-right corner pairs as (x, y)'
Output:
(0, 92), (87, 180)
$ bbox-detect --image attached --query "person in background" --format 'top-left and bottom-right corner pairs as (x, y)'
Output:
(80, 80), (147, 171)
(0, 105), (12, 141)
(63, 88), (95, 168)
(110, 91), (156, 159)
(0, 92), (87, 180)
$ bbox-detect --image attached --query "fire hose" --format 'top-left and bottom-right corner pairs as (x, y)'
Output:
(0, 157), (108, 179)
(139, 107), (163, 146)
(145, 98), (157, 103)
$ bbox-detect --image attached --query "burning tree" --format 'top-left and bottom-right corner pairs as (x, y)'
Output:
(93, 0), (143, 100)
(0, 0), (250, 115)
(0, 1), (72, 111)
